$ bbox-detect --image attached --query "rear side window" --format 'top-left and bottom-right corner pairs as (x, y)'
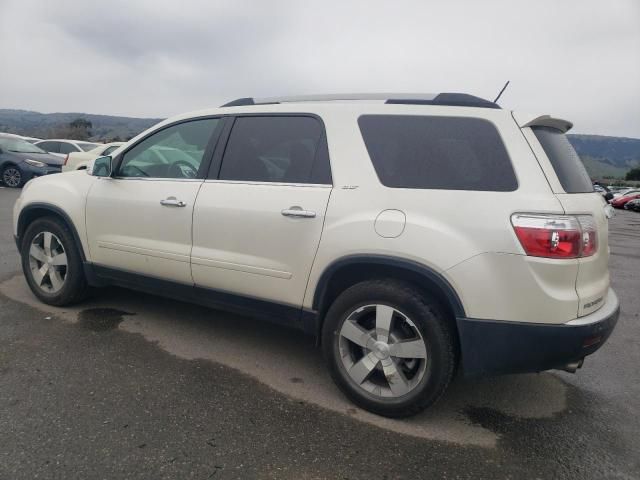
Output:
(59, 143), (79, 155)
(532, 126), (593, 193)
(37, 141), (60, 153)
(218, 116), (332, 184)
(358, 115), (517, 191)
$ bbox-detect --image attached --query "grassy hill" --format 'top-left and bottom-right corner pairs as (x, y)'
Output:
(1, 109), (639, 179)
(567, 134), (640, 180)
(0, 109), (162, 142)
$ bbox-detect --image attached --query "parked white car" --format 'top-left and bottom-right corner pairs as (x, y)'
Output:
(62, 142), (124, 172)
(34, 139), (100, 158)
(12, 93), (619, 417)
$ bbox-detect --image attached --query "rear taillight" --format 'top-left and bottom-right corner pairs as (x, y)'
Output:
(578, 215), (597, 256)
(63, 154), (69, 166)
(511, 214), (598, 259)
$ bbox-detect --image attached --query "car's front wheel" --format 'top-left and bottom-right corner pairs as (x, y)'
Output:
(21, 217), (88, 306)
(322, 280), (457, 417)
(2, 165), (24, 188)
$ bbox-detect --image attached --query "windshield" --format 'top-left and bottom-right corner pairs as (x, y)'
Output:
(78, 142), (100, 152)
(0, 137), (47, 154)
(532, 126), (593, 193)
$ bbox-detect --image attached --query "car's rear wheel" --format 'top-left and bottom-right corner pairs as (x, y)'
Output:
(2, 165), (23, 188)
(322, 279), (456, 417)
(21, 217), (88, 306)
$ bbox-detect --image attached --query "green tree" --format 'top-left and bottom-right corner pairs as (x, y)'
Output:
(626, 167), (640, 181)
(64, 118), (93, 140)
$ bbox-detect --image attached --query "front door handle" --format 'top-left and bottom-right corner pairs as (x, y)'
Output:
(160, 197), (187, 207)
(281, 206), (316, 218)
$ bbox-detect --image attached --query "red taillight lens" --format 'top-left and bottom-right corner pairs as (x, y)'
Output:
(63, 154), (69, 166)
(511, 214), (598, 259)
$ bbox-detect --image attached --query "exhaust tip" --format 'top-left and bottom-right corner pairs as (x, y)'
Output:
(557, 358), (584, 373)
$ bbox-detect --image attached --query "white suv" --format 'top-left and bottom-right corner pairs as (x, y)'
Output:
(13, 93), (620, 417)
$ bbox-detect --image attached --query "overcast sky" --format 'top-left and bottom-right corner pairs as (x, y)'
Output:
(1, 0), (639, 137)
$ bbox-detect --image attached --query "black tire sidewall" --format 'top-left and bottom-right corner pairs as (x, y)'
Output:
(21, 217), (86, 306)
(322, 280), (455, 417)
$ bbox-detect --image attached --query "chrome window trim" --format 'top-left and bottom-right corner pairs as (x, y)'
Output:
(111, 177), (204, 182)
(203, 179), (331, 188)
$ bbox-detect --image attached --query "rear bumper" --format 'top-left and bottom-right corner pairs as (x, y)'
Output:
(457, 288), (619, 377)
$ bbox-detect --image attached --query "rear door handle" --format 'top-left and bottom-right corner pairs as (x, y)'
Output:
(281, 206), (316, 218)
(160, 197), (187, 207)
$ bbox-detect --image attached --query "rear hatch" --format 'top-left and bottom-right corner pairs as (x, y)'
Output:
(514, 113), (611, 317)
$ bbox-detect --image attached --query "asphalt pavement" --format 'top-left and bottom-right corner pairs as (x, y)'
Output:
(0, 186), (639, 479)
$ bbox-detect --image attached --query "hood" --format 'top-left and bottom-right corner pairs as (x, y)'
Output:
(5, 151), (64, 166)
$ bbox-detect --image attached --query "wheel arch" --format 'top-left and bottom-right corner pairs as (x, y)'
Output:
(312, 255), (465, 341)
(17, 203), (87, 262)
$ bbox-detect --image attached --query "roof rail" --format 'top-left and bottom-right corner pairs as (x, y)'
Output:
(220, 92), (500, 109)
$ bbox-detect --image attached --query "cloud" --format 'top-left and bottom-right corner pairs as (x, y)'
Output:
(1, 0), (639, 137)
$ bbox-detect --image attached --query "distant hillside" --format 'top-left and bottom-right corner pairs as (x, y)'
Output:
(567, 134), (640, 179)
(1, 109), (639, 179)
(0, 109), (162, 142)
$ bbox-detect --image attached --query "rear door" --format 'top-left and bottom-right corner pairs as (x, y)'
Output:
(520, 119), (611, 317)
(191, 115), (332, 307)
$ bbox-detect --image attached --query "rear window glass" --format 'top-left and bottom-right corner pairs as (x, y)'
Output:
(358, 115), (517, 191)
(532, 126), (593, 193)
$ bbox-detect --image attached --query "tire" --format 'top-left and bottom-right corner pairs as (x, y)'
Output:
(20, 216), (89, 306)
(322, 279), (456, 418)
(2, 165), (24, 188)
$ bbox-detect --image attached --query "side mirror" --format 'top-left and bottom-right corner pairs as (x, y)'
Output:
(88, 156), (113, 177)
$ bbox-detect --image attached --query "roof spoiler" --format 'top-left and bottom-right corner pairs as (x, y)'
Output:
(512, 112), (573, 133)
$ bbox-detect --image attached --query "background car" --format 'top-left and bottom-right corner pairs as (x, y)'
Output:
(593, 184), (614, 201)
(612, 188), (640, 199)
(34, 139), (100, 158)
(0, 134), (63, 187)
(62, 142), (124, 172)
(623, 198), (640, 212)
(611, 192), (640, 208)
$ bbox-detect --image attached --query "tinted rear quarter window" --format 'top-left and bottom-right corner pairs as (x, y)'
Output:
(219, 116), (331, 184)
(532, 126), (593, 193)
(59, 143), (79, 155)
(358, 115), (517, 191)
(37, 141), (59, 153)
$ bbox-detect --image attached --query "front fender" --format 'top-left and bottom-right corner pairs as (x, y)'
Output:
(14, 172), (96, 261)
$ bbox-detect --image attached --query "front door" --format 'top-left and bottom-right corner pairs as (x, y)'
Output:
(86, 117), (222, 284)
(191, 115), (333, 307)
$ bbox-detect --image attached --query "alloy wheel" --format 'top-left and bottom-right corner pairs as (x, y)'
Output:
(338, 304), (428, 398)
(2, 167), (21, 187)
(28, 232), (68, 293)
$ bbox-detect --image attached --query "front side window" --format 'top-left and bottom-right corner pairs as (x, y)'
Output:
(358, 115), (518, 191)
(218, 116), (331, 184)
(118, 118), (219, 179)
